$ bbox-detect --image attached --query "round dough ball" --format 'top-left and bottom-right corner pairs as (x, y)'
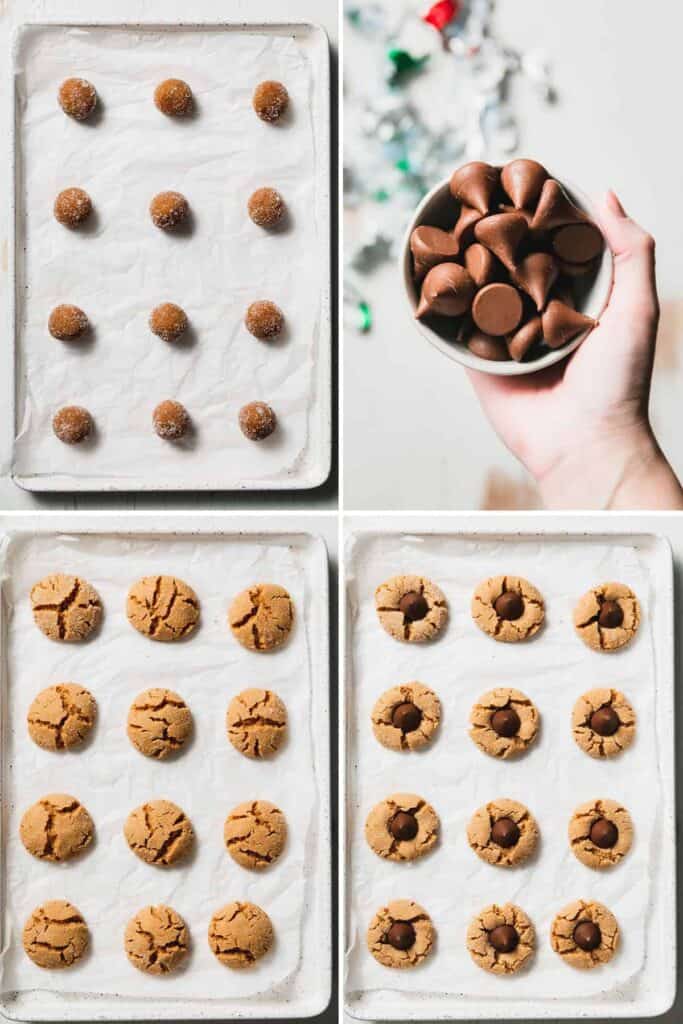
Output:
(252, 80), (289, 122)
(58, 78), (97, 120)
(48, 304), (89, 341)
(54, 187), (92, 227)
(239, 401), (277, 441)
(52, 405), (93, 444)
(150, 190), (189, 229)
(153, 400), (190, 440)
(154, 78), (193, 116)
(149, 302), (188, 342)
(245, 300), (284, 340)
(248, 187), (285, 228)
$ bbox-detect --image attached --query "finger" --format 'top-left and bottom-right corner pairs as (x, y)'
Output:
(595, 191), (659, 324)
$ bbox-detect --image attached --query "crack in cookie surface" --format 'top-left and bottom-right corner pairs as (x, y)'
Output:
(127, 575), (200, 642)
(224, 800), (287, 869)
(30, 574), (102, 642)
(550, 899), (619, 968)
(23, 900), (89, 968)
(467, 902), (535, 974)
(571, 688), (635, 759)
(125, 904), (189, 974)
(469, 687), (540, 759)
(208, 901), (273, 968)
(371, 682), (441, 752)
(229, 583), (294, 651)
(27, 682), (96, 751)
(127, 687), (192, 759)
(20, 793), (94, 862)
(365, 793), (439, 862)
(374, 575), (448, 644)
(124, 799), (194, 866)
(227, 688), (287, 759)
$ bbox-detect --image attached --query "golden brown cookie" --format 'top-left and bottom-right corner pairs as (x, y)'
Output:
(375, 575), (448, 643)
(573, 582), (640, 652)
(224, 800), (287, 870)
(125, 905), (190, 974)
(471, 575), (544, 643)
(20, 794), (94, 862)
(27, 683), (96, 751)
(365, 793), (439, 862)
(30, 574), (102, 642)
(572, 688), (635, 759)
(126, 575), (199, 642)
(227, 689), (287, 759)
(124, 799), (194, 866)
(568, 798), (633, 869)
(467, 903), (535, 975)
(367, 899), (434, 969)
(467, 799), (539, 867)
(371, 682), (441, 752)
(228, 584), (294, 651)
(23, 900), (89, 969)
(469, 688), (540, 759)
(127, 688), (192, 759)
(208, 902), (273, 968)
(550, 899), (619, 968)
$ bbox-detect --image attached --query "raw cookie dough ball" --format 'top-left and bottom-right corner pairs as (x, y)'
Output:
(30, 573), (102, 642)
(52, 405), (93, 445)
(572, 687), (636, 759)
(54, 187), (92, 227)
(228, 583), (294, 650)
(367, 899), (434, 969)
(20, 793), (94, 862)
(127, 575), (200, 641)
(245, 300), (284, 340)
(248, 187), (285, 228)
(239, 401), (277, 440)
(467, 799), (539, 867)
(154, 78), (193, 117)
(467, 903), (535, 975)
(125, 905), (189, 975)
(471, 574), (545, 643)
(48, 304), (89, 340)
(23, 901), (89, 969)
(365, 793), (439, 862)
(27, 682), (96, 751)
(208, 902), (273, 968)
(573, 582), (641, 652)
(568, 798), (633, 869)
(153, 400), (190, 440)
(371, 682), (441, 752)
(227, 688), (287, 759)
(149, 302), (188, 342)
(470, 687), (540, 759)
(252, 80), (289, 122)
(550, 899), (619, 969)
(124, 799), (194, 865)
(375, 574), (448, 644)
(150, 190), (189, 229)
(127, 687), (193, 759)
(58, 78), (97, 120)
(224, 800), (287, 870)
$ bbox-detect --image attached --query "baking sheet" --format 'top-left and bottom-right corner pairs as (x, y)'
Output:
(343, 530), (676, 1019)
(11, 22), (331, 491)
(0, 527), (331, 1020)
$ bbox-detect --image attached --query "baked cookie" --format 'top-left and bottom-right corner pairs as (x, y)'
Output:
(227, 688), (287, 759)
(469, 688), (540, 759)
(224, 800), (287, 870)
(371, 682), (441, 752)
(30, 574), (102, 642)
(20, 794), (93, 862)
(550, 899), (619, 968)
(228, 584), (294, 651)
(127, 688), (192, 759)
(208, 902), (273, 968)
(365, 793), (439, 862)
(125, 905), (190, 974)
(27, 683), (96, 751)
(573, 583), (640, 652)
(124, 799), (194, 866)
(23, 900), (89, 969)
(467, 903), (535, 975)
(568, 798), (633, 869)
(572, 688), (635, 759)
(471, 575), (544, 643)
(367, 899), (434, 969)
(127, 575), (199, 642)
(467, 799), (539, 867)
(375, 575), (448, 643)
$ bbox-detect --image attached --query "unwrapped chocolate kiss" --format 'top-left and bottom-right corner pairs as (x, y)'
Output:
(410, 226), (460, 281)
(474, 213), (527, 272)
(449, 161), (499, 216)
(500, 159), (548, 210)
(416, 263), (476, 318)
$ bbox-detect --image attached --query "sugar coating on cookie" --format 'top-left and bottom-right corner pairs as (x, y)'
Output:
(149, 302), (188, 342)
(49, 304), (89, 341)
(573, 582), (640, 652)
(127, 687), (192, 759)
(568, 798), (633, 869)
(248, 187), (285, 228)
(58, 78), (97, 120)
(153, 400), (190, 440)
(23, 900), (89, 969)
(365, 793), (439, 862)
(30, 573), (102, 641)
(125, 905), (189, 974)
(467, 903), (535, 975)
(371, 681), (441, 752)
(228, 583), (293, 650)
(150, 190), (189, 229)
(470, 687), (539, 759)
(124, 799), (194, 866)
(572, 687), (635, 759)
(375, 574), (448, 644)
(20, 793), (94, 862)
(239, 401), (277, 440)
(227, 688), (287, 759)
(467, 799), (539, 867)
(54, 187), (92, 227)
(127, 575), (199, 642)
(245, 300), (284, 339)
(252, 80), (289, 122)
(52, 406), (93, 445)
(154, 79), (193, 116)
(367, 899), (434, 969)
(550, 899), (619, 968)
(27, 682), (96, 751)
(208, 902), (273, 968)
(224, 799), (287, 870)
(471, 574), (545, 643)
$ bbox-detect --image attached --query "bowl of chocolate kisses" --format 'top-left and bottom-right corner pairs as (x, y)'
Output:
(402, 158), (614, 374)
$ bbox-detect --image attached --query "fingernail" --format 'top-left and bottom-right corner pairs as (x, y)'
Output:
(606, 189), (627, 217)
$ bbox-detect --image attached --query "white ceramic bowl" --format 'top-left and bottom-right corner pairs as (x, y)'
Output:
(401, 173), (614, 375)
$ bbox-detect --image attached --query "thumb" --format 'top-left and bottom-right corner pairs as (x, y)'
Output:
(595, 190), (659, 326)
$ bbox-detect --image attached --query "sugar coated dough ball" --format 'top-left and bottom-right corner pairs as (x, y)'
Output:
(248, 188), (285, 228)
(153, 400), (190, 440)
(253, 80), (289, 122)
(58, 78), (97, 120)
(53, 406), (93, 444)
(154, 78), (193, 116)
(149, 303), (188, 342)
(245, 301), (284, 340)
(54, 188), (92, 227)
(150, 191), (188, 229)
(48, 305), (89, 341)
(239, 402), (277, 441)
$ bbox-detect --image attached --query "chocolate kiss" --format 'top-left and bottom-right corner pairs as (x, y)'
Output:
(474, 212), (528, 271)
(508, 317), (542, 361)
(501, 159), (548, 210)
(531, 179), (587, 232)
(410, 226), (460, 281)
(452, 204), (482, 247)
(468, 331), (510, 362)
(542, 299), (595, 348)
(416, 263), (475, 319)
(449, 161), (499, 215)
(513, 252), (558, 311)
(464, 243), (496, 287)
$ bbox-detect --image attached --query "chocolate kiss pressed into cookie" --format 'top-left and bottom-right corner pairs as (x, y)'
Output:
(514, 252), (559, 312)
(474, 213), (528, 272)
(468, 331), (510, 362)
(416, 263), (475, 318)
(508, 317), (542, 362)
(531, 179), (587, 232)
(501, 158), (548, 210)
(464, 243), (497, 287)
(452, 204), (483, 247)
(449, 161), (499, 215)
(410, 226), (460, 281)
(542, 299), (595, 348)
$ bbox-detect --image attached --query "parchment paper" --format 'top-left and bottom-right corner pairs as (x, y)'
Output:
(13, 24), (326, 489)
(345, 532), (660, 1004)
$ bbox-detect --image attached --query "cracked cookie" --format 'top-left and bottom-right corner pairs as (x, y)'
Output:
(371, 682), (441, 752)
(375, 575), (448, 643)
(127, 688), (192, 759)
(224, 800), (287, 870)
(470, 688), (539, 759)
(228, 583), (294, 651)
(125, 904), (190, 974)
(30, 573), (102, 642)
(467, 799), (539, 867)
(572, 688), (635, 759)
(124, 799), (194, 866)
(550, 899), (619, 968)
(568, 798), (633, 869)
(573, 583), (640, 652)
(20, 793), (94, 862)
(471, 575), (544, 643)
(367, 899), (434, 969)
(27, 683), (96, 751)
(127, 575), (199, 642)
(365, 793), (439, 862)
(467, 903), (535, 975)
(23, 900), (89, 969)
(227, 688), (287, 759)
(208, 901), (273, 968)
